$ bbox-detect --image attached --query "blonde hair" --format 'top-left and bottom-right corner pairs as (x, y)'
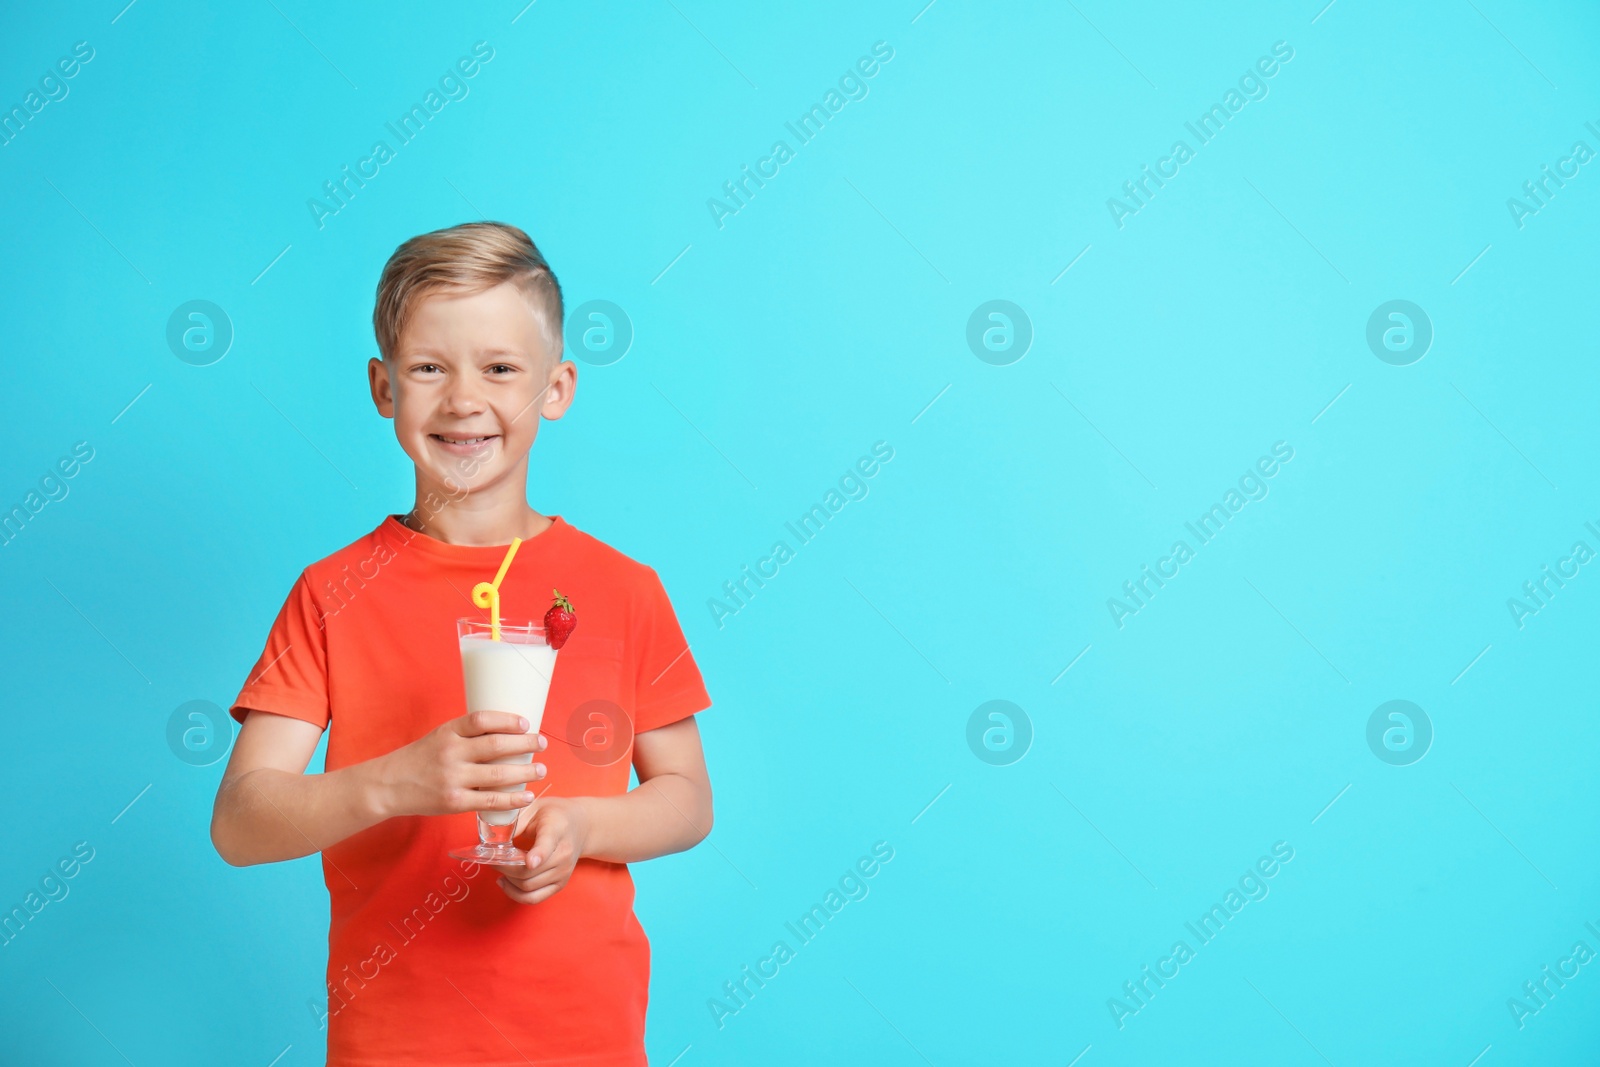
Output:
(372, 221), (564, 363)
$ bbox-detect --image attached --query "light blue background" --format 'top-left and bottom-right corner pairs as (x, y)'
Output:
(3, 1), (1598, 1064)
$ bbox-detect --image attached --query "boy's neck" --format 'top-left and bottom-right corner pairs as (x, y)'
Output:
(403, 478), (552, 547)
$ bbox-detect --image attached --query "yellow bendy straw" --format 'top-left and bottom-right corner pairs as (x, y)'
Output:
(471, 537), (523, 641)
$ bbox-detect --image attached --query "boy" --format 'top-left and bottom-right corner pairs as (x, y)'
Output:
(212, 222), (714, 1067)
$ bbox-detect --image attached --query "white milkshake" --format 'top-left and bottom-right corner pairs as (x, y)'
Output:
(459, 632), (558, 825)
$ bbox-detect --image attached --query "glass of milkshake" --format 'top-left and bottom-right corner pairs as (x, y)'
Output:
(448, 618), (559, 865)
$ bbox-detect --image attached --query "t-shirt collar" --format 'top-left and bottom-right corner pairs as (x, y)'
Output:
(377, 513), (569, 565)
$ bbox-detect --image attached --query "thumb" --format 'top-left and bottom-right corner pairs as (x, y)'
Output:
(512, 794), (542, 840)
(526, 817), (557, 869)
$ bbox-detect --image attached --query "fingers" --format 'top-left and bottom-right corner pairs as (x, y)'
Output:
(499, 872), (557, 896)
(456, 710), (532, 737)
(464, 731), (547, 761)
(497, 876), (563, 905)
(497, 856), (548, 889)
(466, 762), (547, 789)
(499, 853), (564, 893)
(461, 786), (535, 813)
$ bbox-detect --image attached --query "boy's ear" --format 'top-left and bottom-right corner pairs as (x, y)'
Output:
(540, 358), (578, 421)
(368, 357), (395, 418)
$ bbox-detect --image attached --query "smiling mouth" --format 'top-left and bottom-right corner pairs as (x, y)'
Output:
(430, 433), (500, 453)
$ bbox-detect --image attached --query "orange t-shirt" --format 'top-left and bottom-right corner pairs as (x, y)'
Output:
(230, 514), (712, 1067)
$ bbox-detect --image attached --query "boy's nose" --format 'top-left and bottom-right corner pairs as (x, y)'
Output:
(443, 381), (488, 416)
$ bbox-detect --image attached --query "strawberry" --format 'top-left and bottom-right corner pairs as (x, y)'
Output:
(544, 589), (577, 649)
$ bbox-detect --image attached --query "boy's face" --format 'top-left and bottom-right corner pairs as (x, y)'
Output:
(368, 281), (575, 497)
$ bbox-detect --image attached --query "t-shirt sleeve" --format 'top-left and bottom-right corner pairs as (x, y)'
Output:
(632, 566), (711, 733)
(229, 570), (331, 730)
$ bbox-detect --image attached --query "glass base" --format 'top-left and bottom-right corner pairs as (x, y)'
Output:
(450, 842), (528, 865)
(449, 815), (526, 866)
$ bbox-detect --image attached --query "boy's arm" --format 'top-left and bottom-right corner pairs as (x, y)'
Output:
(570, 714), (714, 864)
(211, 709), (548, 867)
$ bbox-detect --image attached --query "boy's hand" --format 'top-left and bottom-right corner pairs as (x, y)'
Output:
(496, 797), (591, 905)
(374, 711), (547, 818)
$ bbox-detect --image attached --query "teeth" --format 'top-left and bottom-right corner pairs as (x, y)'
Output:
(437, 435), (494, 444)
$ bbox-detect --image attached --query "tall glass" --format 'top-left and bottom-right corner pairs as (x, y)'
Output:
(448, 618), (559, 865)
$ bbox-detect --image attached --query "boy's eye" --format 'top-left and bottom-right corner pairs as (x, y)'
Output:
(488, 364), (516, 375)
(413, 363), (440, 374)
